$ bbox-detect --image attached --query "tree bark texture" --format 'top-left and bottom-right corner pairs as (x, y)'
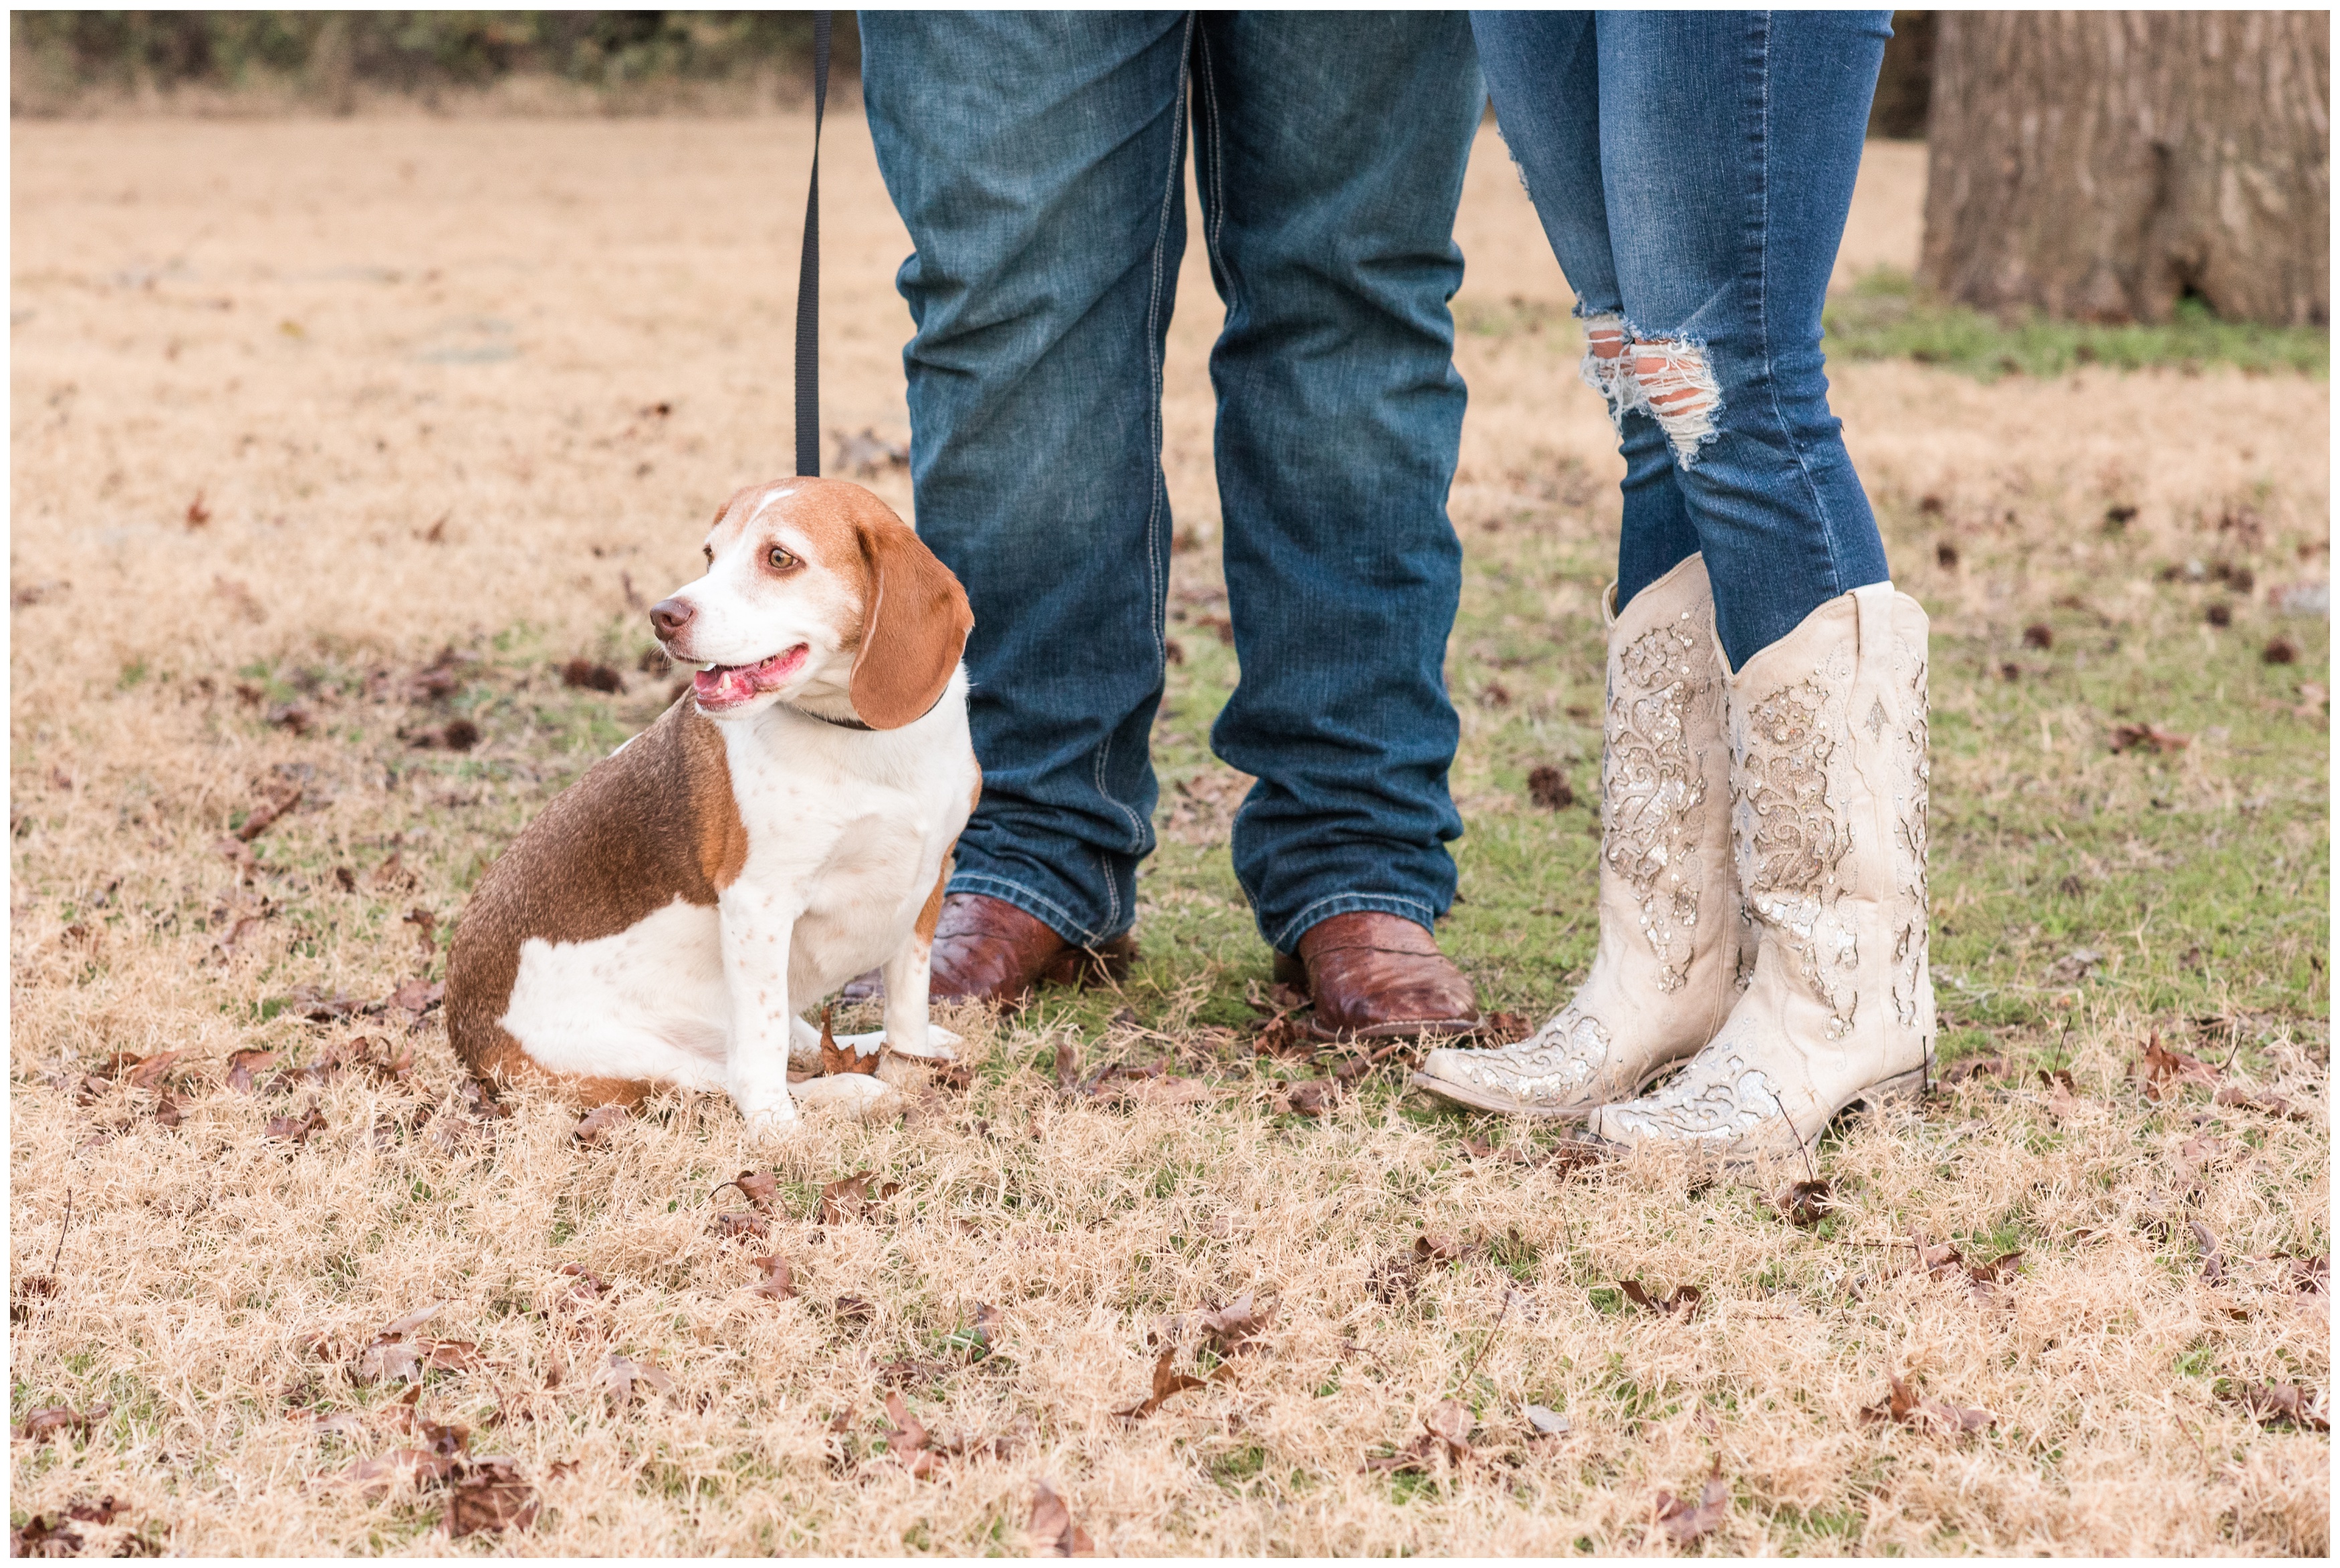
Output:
(1922, 12), (2328, 325)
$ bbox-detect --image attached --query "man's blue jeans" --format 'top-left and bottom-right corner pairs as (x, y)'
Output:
(860, 13), (1485, 952)
(1472, 11), (1893, 669)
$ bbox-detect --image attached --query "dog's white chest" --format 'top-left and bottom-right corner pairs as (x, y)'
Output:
(719, 706), (974, 998)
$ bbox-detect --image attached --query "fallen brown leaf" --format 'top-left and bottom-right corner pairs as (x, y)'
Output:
(120, 1049), (185, 1092)
(446, 1458), (539, 1536)
(2223, 1380), (2329, 1431)
(402, 905), (439, 954)
(880, 1392), (933, 1477)
(1421, 1397), (1474, 1462)
(10, 1515), (83, 1557)
(599, 1353), (674, 1408)
(1526, 763), (1573, 810)
(1028, 1481), (1094, 1557)
(1116, 1345), (1208, 1420)
(2191, 1220), (2228, 1287)
(711, 1174), (777, 1226)
(1053, 1037), (1082, 1092)
(1361, 1432), (1440, 1474)
(816, 1005), (876, 1077)
(1271, 1078), (1338, 1118)
(560, 1263), (608, 1300)
(234, 784), (301, 841)
(1652, 1462), (1730, 1545)
(817, 1172), (899, 1224)
(2107, 721), (2190, 755)
(1252, 1011), (1315, 1061)
(1620, 1279), (1703, 1321)
(2137, 1031), (2221, 1099)
(12, 1275), (60, 1322)
(833, 1294), (875, 1325)
(15, 1403), (108, 1442)
(265, 1107), (327, 1146)
(965, 1302), (1002, 1359)
(384, 978), (444, 1023)
(747, 1254), (796, 1303)
(1859, 1374), (1995, 1434)
(1944, 1054), (2007, 1084)
(1774, 1179), (1835, 1228)
(2214, 1084), (2313, 1122)
(711, 1210), (770, 1242)
(1415, 1230), (1473, 1266)
(1369, 1254), (1422, 1305)
(1196, 1291), (1277, 1357)
(225, 1047), (277, 1093)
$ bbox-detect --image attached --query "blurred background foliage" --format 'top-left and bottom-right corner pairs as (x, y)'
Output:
(9, 11), (858, 112)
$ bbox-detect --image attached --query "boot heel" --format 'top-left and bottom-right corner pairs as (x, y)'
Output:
(1851, 1063), (1929, 1113)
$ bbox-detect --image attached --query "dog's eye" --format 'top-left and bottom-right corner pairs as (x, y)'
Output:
(767, 547), (799, 573)
(703, 546), (714, 565)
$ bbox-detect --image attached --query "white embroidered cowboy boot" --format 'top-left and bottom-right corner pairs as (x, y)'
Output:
(1587, 582), (1934, 1160)
(1412, 553), (1751, 1116)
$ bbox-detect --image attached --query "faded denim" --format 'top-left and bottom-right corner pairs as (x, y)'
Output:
(1472, 10), (1894, 668)
(860, 12), (1484, 951)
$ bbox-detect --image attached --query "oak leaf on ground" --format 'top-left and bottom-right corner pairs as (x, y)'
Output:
(816, 1006), (877, 1077)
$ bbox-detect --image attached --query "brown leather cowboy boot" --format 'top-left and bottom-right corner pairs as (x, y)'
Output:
(1273, 910), (1480, 1042)
(840, 892), (1136, 1007)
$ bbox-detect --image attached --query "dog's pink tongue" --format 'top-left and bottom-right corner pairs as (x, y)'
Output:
(693, 665), (755, 705)
(745, 646), (806, 691)
(691, 647), (806, 707)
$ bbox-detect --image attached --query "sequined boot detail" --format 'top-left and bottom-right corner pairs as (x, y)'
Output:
(1413, 554), (1750, 1116)
(1587, 583), (1934, 1160)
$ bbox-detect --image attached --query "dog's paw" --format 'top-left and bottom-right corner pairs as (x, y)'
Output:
(881, 1025), (962, 1062)
(737, 1096), (802, 1140)
(792, 1073), (902, 1122)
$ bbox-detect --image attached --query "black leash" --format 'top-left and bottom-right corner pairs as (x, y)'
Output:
(780, 15), (893, 735)
(794, 11), (830, 478)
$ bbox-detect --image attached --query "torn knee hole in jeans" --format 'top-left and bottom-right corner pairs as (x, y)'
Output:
(1576, 311), (1633, 415)
(1576, 315), (1723, 469)
(1631, 338), (1721, 463)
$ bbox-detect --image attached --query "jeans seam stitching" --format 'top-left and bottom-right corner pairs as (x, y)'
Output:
(1751, 11), (1846, 602)
(1197, 26), (1229, 283)
(1092, 9), (1194, 906)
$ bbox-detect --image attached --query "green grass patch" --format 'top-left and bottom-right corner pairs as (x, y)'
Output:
(1825, 267), (2329, 380)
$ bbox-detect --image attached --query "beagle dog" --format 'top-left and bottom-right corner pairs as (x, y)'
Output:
(446, 477), (979, 1132)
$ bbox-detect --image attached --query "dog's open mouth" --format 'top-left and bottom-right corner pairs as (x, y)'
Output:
(692, 644), (809, 710)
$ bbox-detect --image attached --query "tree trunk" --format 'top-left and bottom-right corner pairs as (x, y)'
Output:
(1921, 12), (2328, 326)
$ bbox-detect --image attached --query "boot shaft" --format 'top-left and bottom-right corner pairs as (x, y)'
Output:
(1597, 553), (1748, 1005)
(1725, 582), (1933, 1061)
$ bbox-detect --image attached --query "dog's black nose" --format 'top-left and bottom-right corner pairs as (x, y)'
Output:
(649, 598), (695, 639)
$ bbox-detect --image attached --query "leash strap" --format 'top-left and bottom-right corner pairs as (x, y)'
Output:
(794, 12), (830, 477)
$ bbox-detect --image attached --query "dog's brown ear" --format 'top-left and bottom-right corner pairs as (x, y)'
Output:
(849, 505), (973, 730)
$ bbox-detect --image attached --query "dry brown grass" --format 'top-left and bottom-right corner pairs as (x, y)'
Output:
(11, 112), (2329, 1555)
